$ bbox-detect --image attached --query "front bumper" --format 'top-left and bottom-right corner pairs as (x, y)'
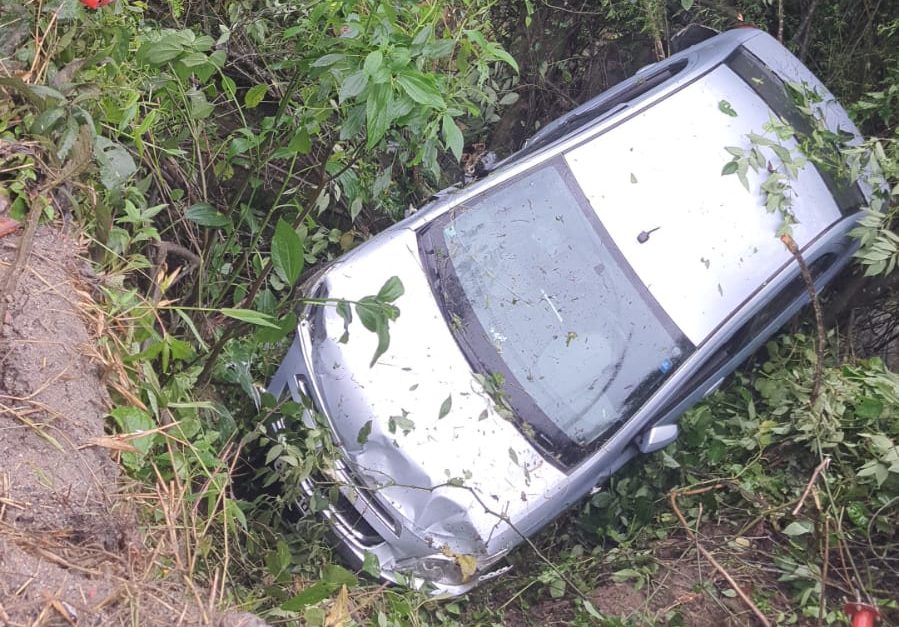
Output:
(267, 334), (511, 596)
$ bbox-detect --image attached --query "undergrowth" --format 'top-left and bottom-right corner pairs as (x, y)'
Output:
(1, 0), (898, 625)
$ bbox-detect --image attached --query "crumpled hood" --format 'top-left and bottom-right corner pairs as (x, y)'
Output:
(306, 227), (567, 555)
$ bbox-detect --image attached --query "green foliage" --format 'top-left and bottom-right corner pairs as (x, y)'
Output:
(581, 333), (899, 619)
(3, 0), (898, 623)
(2, 0), (515, 619)
(848, 137), (899, 276)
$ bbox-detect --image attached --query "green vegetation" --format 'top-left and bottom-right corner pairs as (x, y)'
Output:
(1, 0), (897, 625)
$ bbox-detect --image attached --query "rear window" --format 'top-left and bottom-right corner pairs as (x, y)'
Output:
(524, 60), (689, 155)
(726, 47), (865, 215)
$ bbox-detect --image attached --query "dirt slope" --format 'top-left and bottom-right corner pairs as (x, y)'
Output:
(0, 227), (262, 626)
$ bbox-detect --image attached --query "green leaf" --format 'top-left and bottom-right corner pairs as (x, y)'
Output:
(855, 397), (884, 419)
(389, 414), (415, 433)
(464, 30), (519, 73)
(681, 0), (694, 10)
(411, 25), (433, 49)
(366, 82), (393, 149)
(244, 84), (268, 109)
(322, 564), (358, 588)
(281, 581), (334, 611)
(438, 394), (452, 419)
(582, 599), (604, 620)
(336, 300), (352, 341)
(225, 500), (248, 531)
(498, 92), (520, 106)
(442, 114), (464, 161)
(718, 99), (738, 117)
(372, 322), (390, 367)
(264, 444), (283, 465)
(376, 276), (404, 302)
(387, 47), (411, 70)
(357, 420), (372, 445)
(340, 104), (366, 141)
(549, 576), (565, 598)
(137, 35), (186, 66)
(109, 406), (156, 454)
(363, 50), (384, 77)
(178, 51), (209, 69)
(355, 299), (393, 366)
(783, 520), (813, 537)
(93, 136), (137, 191)
(721, 161), (739, 176)
(255, 311), (298, 343)
(286, 128), (311, 155)
(208, 50), (226, 69)
(185, 203), (231, 228)
(56, 117), (80, 161)
(355, 299), (381, 333)
(339, 70), (368, 103)
(220, 308), (280, 329)
(311, 53), (345, 68)
(396, 70), (445, 108)
(421, 39), (455, 60)
(350, 197), (363, 222)
(30, 107), (66, 135)
(187, 88), (214, 119)
(361, 551), (381, 578)
(221, 75), (237, 99)
(271, 219), (304, 285)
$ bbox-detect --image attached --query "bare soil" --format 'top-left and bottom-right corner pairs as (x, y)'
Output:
(0, 227), (263, 626)
(503, 558), (756, 627)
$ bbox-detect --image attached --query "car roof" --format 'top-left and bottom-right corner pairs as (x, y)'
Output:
(406, 29), (862, 344)
(565, 60), (843, 345)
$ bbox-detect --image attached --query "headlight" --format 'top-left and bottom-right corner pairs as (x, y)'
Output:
(394, 554), (466, 586)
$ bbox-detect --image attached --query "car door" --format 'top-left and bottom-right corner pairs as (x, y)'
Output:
(637, 252), (838, 454)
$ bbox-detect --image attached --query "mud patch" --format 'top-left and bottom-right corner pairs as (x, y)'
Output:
(0, 227), (264, 626)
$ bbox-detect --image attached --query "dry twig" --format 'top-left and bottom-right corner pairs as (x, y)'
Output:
(780, 233), (825, 403)
(791, 457), (831, 516)
(669, 489), (772, 627)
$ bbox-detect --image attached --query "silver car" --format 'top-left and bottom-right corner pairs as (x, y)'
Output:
(266, 28), (865, 594)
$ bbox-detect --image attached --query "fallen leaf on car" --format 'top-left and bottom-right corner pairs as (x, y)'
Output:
(441, 546), (478, 582)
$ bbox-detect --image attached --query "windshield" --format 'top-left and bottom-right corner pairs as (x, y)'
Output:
(420, 160), (692, 463)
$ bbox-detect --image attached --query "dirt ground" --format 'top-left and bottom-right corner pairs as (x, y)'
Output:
(503, 557), (762, 627)
(0, 227), (264, 626)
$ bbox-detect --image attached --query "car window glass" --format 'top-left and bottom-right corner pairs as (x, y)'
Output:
(523, 60), (688, 156)
(422, 161), (692, 459)
(650, 253), (837, 421)
(727, 48), (865, 215)
(727, 253), (836, 349)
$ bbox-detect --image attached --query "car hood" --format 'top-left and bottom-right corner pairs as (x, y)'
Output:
(305, 227), (567, 556)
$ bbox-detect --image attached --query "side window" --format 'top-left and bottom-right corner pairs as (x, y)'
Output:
(727, 253), (836, 351)
(521, 60), (688, 156)
(650, 253), (837, 421)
